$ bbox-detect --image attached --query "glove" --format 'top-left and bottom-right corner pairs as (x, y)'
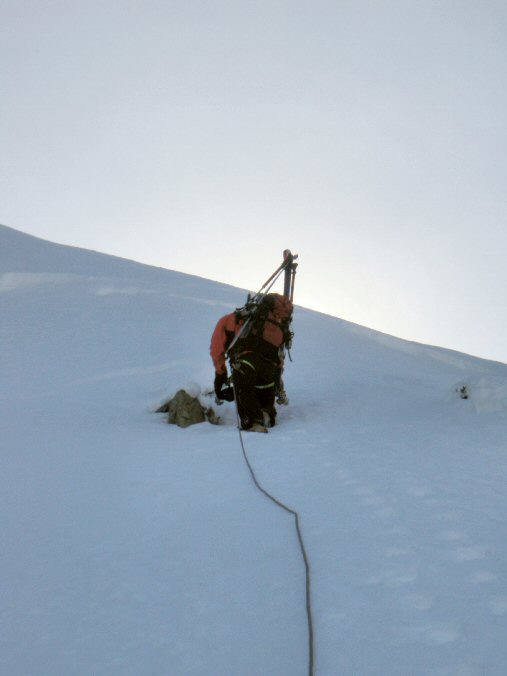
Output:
(214, 372), (234, 401)
(214, 372), (228, 399)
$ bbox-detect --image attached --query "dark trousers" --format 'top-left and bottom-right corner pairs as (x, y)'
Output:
(231, 353), (277, 429)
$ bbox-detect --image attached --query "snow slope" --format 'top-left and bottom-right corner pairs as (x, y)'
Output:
(1, 223), (507, 676)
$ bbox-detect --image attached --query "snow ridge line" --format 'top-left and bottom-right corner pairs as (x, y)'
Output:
(236, 422), (315, 676)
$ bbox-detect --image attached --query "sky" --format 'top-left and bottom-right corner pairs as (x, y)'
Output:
(1, 0), (506, 364)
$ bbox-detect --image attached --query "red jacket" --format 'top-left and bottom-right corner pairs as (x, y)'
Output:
(210, 313), (243, 374)
(210, 294), (293, 374)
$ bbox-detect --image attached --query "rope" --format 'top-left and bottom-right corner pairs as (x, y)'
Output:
(235, 414), (315, 676)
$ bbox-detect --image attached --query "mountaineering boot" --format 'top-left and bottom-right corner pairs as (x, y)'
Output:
(262, 408), (276, 428)
(248, 422), (268, 433)
(276, 387), (289, 405)
(262, 410), (271, 428)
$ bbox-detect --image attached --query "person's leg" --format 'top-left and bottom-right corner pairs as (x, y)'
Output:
(258, 388), (277, 427)
(255, 358), (277, 427)
(231, 356), (264, 429)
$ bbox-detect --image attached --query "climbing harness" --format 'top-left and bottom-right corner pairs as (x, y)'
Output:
(255, 382), (275, 390)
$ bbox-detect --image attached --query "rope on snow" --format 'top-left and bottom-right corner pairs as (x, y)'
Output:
(235, 414), (315, 676)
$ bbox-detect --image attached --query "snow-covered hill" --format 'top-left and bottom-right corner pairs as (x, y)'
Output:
(1, 223), (507, 676)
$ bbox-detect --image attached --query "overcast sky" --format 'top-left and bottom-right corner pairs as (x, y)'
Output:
(2, 0), (506, 363)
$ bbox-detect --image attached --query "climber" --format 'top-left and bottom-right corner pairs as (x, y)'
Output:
(210, 293), (293, 432)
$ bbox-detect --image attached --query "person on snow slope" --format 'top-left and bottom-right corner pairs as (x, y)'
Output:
(210, 293), (293, 433)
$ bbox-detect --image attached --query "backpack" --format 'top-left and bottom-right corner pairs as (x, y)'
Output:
(233, 293), (293, 360)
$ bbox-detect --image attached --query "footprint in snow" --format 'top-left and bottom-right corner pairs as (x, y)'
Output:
(406, 485), (432, 498)
(469, 571), (497, 584)
(349, 485), (387, 508)
(403, 592), (435, 611)
(352, 486), (375, 496)
(405, 622), (460, 645)
(489, 597), (507, 616)
(435, 510), (464, 523)
(453, 546), (487, 562)
(430, 663), (480, 676)
(367, 568), (418, 587)
(438, 530), (466, 542)
(374, 506), (397, 519)
(383, 546), (410, 558)
(380, 526), (408, 537)
(362, 495), (385, 507)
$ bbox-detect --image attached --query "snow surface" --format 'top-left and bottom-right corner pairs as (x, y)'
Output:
(1, 223), (507, 676)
